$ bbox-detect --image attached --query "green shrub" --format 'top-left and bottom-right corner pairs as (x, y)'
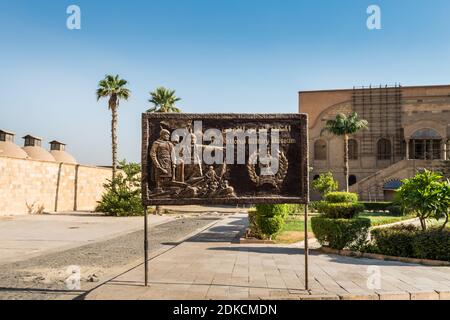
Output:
(397, 169), (450, 231)
(325, 192), (358, 203)
(371, 225), (418, 258)
(286, 204), (305, 215)
(256, 214), (285, 239)
(316, 202), (365, 219)
(255, 204), (288, 239)
(247, 210), (263, 239)
(96, 161), (144, 217)
(312, 172), (339, 197)
(370, 225), (450, 261)
(386, 205), (404, 216)
(255, 204), (289, 219)
(412, 229), (450, 261)
(309, 201), (326, 213)
(360, 202), (393, 211)
(311, 217), (371, 250)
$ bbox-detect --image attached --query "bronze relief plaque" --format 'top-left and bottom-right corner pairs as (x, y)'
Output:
(142, 113), (309, 205)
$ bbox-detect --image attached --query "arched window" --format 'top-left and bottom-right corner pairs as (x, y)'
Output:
(348, 139), (358, 160)
(349, 175), (357, 187)
(377, 139), (392, 160)
(314, 140), (327, 161)
(411, 128), (441, 140)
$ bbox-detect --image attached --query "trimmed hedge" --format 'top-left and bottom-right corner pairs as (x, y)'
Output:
(413, 230), (450, 261)
(255, 204), (289, 219)
(325, 192), (358, 203)
(309, 201), (325, 213)
(254, 204), (288, 238)
(371, 225), (417, 257)
(286, 204), (305, 215)
(256, 214), (285, 238)
(371, 225), (450, 261)
(360, 202), (393, 211)
(316, 202), (365, 219)
(311, 217), (371, 250)
(386, 205), (404, 216)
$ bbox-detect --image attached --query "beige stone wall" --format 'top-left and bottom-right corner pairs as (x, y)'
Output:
(0, 156), (112, 215)
(302, 85), (450, 199)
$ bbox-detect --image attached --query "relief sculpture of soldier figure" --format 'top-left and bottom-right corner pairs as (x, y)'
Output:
(148, 126), (237, 199)
(150, 129), (175, 193)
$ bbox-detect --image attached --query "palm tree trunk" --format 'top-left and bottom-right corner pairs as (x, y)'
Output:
(110, 100), (118, 182)
(344, 134), (349, 192)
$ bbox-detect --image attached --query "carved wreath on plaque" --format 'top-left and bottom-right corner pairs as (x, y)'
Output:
(247, 151), (288, 190)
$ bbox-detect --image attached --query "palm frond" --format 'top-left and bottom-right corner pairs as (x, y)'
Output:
(321, 112), (368, 137)
(147, 86), (182, 113)
(96, 74), (131, 104)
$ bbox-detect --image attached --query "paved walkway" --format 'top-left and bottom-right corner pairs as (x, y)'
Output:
(86, 214), (450, 300)
(0, 212), (172, 265)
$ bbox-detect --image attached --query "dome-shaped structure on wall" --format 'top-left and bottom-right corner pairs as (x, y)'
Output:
(49, 141), (77, 164)
(0, 130), (28, 159)
(22, 135), (55, 162)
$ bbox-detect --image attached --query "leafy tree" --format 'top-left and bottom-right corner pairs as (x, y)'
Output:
(96, 160), (144, 216)
(322, 113), (368, 192)
(397, 170), (450, 231)
(147, 87), (181, 113)
(96, 75), (131, 181)
(312, 172), (339, 198)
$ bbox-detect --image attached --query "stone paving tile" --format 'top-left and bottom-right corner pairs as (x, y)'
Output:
(206, 285), (230, 299)
(438, 291), (450, 300)
(410, 291), (440, 300)
(269, 289), (290, 297)
(378, 292), (411, 300)
(85, 214), (450, 300)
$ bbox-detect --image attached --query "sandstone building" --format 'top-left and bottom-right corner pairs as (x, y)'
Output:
(299, 84), (450, 201)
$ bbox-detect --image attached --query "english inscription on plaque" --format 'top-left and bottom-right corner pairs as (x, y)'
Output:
(141, 114), (309, 205)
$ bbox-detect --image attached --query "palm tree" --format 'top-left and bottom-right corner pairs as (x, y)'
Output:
(147, 87), (181, 113)
(322, 112), (368, 192)
(147, 87), (182, 215)
(96, 75), (131, 181)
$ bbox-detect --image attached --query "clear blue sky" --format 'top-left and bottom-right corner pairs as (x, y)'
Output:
(1, 0), (450, 165)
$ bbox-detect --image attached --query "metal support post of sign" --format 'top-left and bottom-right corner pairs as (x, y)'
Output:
(304, 204), (309, 291)
(144, 207), (149, 287)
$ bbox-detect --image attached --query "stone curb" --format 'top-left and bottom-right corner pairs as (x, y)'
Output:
(317, 247), (450, 267)
(258, 290), (450, 300)
(239, 238), (276, 244)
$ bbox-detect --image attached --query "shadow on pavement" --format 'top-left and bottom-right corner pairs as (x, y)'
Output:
(183, 217), (248, 243)
(207, 246), (307, 255)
